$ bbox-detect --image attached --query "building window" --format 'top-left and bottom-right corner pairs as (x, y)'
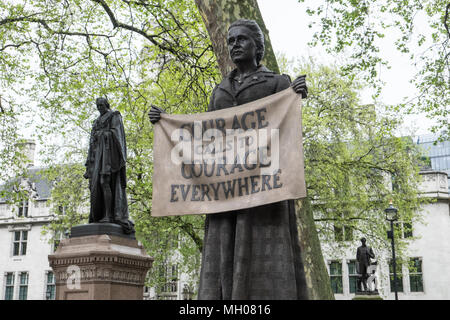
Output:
(45, 271), (56, 300)
(18, 200), (29, 217)
(395, 221), (413, 239)
(347, 260), (359, 294)
(329, 260), (343, 294)
(409, 258), (423, 292)
(389, 260), (403, 293)
(391, 174), (400, 192)
(403, 222), (413, 238)
(334, 225), (353, 242)
(171, 264), (178, 282)
(4, 273), (15, 300)
(18, 272), (28, 300)
(334, 225), (343, 241)
(0, 204), (10, 216)
(158, 263), (178, 294)
(58, 205), (66, 215)
(13, 231), (28, 256)
(344, 226), (353, 241)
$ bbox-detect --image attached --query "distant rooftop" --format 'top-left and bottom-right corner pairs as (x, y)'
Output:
(416, 132), (450, 193)
(0, 166), (52, 203)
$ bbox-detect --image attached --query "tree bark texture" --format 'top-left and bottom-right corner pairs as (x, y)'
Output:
(296, 198), (335, 299)
(194, 0), (279, 77)
(194, 0), (334, 300)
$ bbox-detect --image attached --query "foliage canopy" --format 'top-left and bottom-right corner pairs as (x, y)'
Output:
(0, 0), (427, 294)
(299, 0), (449, 139)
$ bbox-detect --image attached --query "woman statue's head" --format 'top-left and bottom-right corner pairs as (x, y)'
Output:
(228, 19), (265, 65)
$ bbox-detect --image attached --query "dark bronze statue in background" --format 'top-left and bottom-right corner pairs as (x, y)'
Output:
(356, 237), (375, 292)
(84, 97), (134, 234)
(150, 19), (308, 300)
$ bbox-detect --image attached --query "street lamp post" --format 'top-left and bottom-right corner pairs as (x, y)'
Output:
(385, 202), (399, 300)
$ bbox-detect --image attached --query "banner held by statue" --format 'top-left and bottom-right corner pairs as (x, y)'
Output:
(151, 87), (306, 217)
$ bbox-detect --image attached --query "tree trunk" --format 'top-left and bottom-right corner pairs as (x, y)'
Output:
(194, 0), (279, 76)
(296, 198), (335, 299)
(194, 0), (334, 300)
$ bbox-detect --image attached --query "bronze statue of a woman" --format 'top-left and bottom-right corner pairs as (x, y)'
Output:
(150, 19), (308, 299)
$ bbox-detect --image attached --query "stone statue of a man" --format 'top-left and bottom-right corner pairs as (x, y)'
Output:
(84, 97), (134, 234)
(356, 237), (375, 292)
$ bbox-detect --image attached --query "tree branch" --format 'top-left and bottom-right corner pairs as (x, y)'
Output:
(0, 41), (31, 52)
(0, 15), (112, 39)
(91, 0), (183, 58)
(173, 216), (203, 252)
(445, 2), (450, 39)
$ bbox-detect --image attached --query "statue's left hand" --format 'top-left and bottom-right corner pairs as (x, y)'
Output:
(291, 74), (308, 99)
(148, 105), (166, 124)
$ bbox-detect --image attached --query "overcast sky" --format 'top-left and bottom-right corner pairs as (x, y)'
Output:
(258, 0), (437, 136)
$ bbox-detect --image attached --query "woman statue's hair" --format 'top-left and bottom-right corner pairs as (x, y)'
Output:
(228, 19), (265, 65)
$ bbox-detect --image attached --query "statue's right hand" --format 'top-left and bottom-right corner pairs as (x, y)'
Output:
(148, 105), (166, 124)
(291, 74), (308, 99)
(83, 171), (90, 179)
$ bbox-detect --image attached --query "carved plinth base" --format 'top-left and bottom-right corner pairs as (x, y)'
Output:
(48, 233), (153, 300)
(352, 293), (383, 300)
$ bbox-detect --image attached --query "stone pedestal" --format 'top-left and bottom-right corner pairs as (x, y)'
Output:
(352, 293), (383, 300)
(48, 224), (153, 300)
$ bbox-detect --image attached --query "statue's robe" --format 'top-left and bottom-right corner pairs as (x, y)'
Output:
(85, 109), (133, 234)
(198, 65), (308, 300)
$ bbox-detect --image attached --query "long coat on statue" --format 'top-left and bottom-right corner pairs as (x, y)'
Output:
(85, 109), (133, 234)
(356, 245), (375, 275)
(198, 65), (308, 300)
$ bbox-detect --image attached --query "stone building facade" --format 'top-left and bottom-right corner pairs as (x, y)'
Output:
(0, 163), (57, 300)
(322, 171), (450, 300)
